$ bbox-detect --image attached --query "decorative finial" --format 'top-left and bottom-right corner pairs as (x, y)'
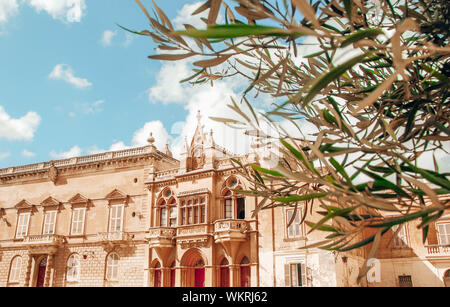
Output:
(197, 110), (202, 123)
(147, 132), (155, 145)
(165, 142), (173, 157)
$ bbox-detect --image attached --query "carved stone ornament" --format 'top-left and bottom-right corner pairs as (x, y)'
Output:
(48, 164), (58, 184)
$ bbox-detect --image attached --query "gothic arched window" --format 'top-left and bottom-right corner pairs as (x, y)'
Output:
(157, 189), (177, 227)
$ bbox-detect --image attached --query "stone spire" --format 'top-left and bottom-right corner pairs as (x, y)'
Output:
(206, 129), (215, 148)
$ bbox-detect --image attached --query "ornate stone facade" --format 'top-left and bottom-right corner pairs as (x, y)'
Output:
(0, 113), (449, 287)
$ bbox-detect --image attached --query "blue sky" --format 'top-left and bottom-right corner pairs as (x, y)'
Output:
(0, 0), (255, 168)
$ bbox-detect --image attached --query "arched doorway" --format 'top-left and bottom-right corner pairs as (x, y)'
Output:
(154, 262), (162, 287)
(240, 257), (251, 287)
(444, 270), (450, 287)
(180, 249), (206, 287)
(169, 261), (176, 287)
(194, 259), (205, 287)
(36, 257), (47, 287)
(219, 258), (230, 287)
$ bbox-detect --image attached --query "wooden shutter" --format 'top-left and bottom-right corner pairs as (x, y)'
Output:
(284, 264), (291, 287)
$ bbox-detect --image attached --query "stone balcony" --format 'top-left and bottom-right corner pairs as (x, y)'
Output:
(213, 219), (248, 243)
(97, 231), (131, 242)
(146, 227), (176, 248)
(425, 245), (450, 258)
(23, 234), (65, 247)
(97, 232), (132, 253)
(22, 234), (65, 254)
(176, 224), (212, 249)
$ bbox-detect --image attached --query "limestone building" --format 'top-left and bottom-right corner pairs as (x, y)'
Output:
(0, 113), (449, 287)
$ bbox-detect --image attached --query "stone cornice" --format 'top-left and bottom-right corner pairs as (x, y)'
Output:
(0, 146), (179, 185)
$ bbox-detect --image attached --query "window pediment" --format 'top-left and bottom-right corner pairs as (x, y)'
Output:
(41, 196), (62, 210)
(68, 193), (90, 207)
(15, 199), (34, 211)
(105, 189), (128, 202)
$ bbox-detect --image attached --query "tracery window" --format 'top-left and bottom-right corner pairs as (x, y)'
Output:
(221, 176), (246, 220)
(157, 188), (177, 227)
(180, 196), (206, 226)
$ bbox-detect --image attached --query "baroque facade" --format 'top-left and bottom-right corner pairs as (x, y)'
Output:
(0, 112), (449, 287)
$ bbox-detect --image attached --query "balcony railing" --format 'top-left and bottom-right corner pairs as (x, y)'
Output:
(23, 234), (65, 246)
(147, 227), (177, 239)
(426, 244), (450, 257)
(146, 227), (176, 248)
(213, 219), (248, 243)
(97, 232), (131, 242)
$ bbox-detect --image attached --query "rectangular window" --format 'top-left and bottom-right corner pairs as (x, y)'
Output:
(188, 208), (193, 225)
(290, 263), (306, 287)
(392, 224), (408, 248)
(200, 206), (206, 224)
(109, 205), (124, 233)
(224, 199), (233, 219)
(194, 207), (199, 224)
(43, 211), (57, 235)
(286, 209), (302, 238)
(437, 222), (450, 245)
(16, 213), (30, 239)
(237, 198), (245, 220)
(398, 275), (413, 287)
(169, 207), (177, 227)
(181, 208), (186, 225)
(71, 208), (86, 235)
(160, 208), (167, 227)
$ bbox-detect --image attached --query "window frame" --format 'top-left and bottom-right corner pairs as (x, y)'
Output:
(156, 190), (177, 227)
(285, 207), (304, 239)
(70, 207), (86, 236)
(15, 212), (31, 239)
(392, 224), (409, 248)
(42, 210), (57, 235)
(8, 256), (22, 283)
(66, 254), (81, 282)
(436, 222), (450, 246)
(179, 195), (207, 226)
(108, 204), (124, 233)
(105, 253), (120, 281)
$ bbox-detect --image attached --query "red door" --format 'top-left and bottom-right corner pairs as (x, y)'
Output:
(220, 267), (230, 287)
(154, 270), (161, 287)
(170, 269), (176, 287)
(240, 266), (250, 287)
(194, 268), (205, 287)
(36, 258), (47, 287)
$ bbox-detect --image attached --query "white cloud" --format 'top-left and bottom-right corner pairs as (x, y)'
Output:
(131, 120), (171, 149)
(0, 0), (18, 24)
(123, 33), (134, 47)
(21, 149), (35, 158)
(173, 1), (223, 30)
(100, 30), (116, 46)
(49, 64), (92, 89)
(74, 100), (104, 115)
(28, 0), (86, 23)
(0, 152), (10, 160)
(0, 106), (41, 141)
(50, 145), (82, 159)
